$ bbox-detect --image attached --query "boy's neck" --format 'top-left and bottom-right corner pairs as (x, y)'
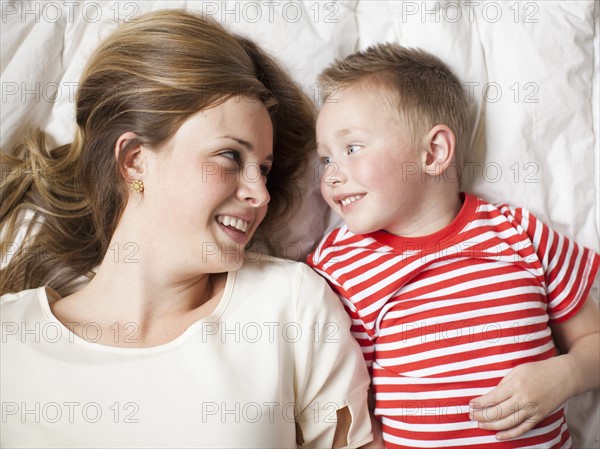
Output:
(387, 187), (463, 238)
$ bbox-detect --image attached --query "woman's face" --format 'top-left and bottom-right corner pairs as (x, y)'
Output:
(139, 97), (273, 275)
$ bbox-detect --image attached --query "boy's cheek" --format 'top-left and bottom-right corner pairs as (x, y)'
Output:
(325, 197), (337, 212)
(320, 182), (329, 200)
(320, 185), (337, 210)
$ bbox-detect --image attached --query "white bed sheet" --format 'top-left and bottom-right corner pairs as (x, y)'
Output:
(1, 1), (598, 447)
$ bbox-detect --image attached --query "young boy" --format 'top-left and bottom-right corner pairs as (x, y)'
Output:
(307, 44), (600, 448)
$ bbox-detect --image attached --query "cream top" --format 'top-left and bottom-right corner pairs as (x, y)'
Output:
(1, 257), (372, 448)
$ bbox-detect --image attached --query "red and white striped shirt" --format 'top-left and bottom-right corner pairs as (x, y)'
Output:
(307, 193), (599, 449)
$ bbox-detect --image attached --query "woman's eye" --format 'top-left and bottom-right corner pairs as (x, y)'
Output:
(347, 144), (362, 154)
(220, 150), (240, 162)
(260, 165), (271, 178)
(320, 156), (332, 165)
(219, 151), (243, 172)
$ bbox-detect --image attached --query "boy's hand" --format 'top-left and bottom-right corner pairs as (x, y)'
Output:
(471, 294), (599, 440)
(468, 358), (573, 440)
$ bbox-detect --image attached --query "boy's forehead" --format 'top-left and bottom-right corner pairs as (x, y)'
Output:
(317, 86), (392, 128)
(316, 104), (368, 137)
(317, 87), (372, 120)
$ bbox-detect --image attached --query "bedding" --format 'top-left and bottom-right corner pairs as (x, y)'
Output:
(1, 1), (598, 447)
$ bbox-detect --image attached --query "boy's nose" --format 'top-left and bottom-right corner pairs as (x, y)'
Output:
(322, 162), (346, 186)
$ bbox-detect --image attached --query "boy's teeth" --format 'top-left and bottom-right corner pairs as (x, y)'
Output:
(341, 195), (363, 206)
(217, 215), (249, 233)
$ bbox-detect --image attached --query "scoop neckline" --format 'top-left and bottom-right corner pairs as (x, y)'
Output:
(36, 270), (236, 354)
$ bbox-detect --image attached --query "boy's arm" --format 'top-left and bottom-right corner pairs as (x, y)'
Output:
(469, 293), (600, 440)
(550, 293), (600, 396)
(359, 388), (386, 449)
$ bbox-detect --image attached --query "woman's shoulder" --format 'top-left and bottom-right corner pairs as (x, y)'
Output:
(0, 287), (44, 321)
(239, 251), (344, 314)
(1, 287), (42, 305)
(240, 252), (332, 292)
(241, 251), (315, 279)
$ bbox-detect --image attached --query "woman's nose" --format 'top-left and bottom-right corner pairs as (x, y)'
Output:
(237, 164), (270, 207)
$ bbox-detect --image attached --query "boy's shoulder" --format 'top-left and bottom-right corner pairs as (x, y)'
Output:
(307, 225), (380, 267)
(478, 195), (544, 235)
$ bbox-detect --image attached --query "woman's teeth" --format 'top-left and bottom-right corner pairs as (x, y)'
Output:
(217, 215), (249, 233)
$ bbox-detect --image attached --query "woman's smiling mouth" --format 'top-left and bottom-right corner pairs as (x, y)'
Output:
(217, 214), (249, 233)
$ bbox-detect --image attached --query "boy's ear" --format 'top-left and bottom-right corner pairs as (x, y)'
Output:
(114, 131), (145, 182)
(422, 125), (456, 177)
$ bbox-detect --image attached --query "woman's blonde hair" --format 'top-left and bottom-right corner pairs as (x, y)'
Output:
(0, 10), (315, 296)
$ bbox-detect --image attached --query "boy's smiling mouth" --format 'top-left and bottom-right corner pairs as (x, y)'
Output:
(333, 193), (365, 207)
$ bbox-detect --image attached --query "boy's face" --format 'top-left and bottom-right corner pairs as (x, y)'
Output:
(316, 85), (428, 236)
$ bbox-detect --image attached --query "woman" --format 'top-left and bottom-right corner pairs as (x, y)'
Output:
(0, 10), (372, 448)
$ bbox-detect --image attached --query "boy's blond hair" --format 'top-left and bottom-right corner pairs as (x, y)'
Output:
(319, 43), (470, 175)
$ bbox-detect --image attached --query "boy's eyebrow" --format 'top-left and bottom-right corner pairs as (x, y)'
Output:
(335, 127), (369, 136)
(316, 142), (328, 154)
(316, 126), (370, 152)
(218, 135), (274, 161)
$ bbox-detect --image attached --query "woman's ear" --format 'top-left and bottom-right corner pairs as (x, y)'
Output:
(114, 131), (145, 182)
(422, 125), (456, 177)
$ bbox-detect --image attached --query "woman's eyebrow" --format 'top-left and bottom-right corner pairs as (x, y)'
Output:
(219, 135), (253, 150)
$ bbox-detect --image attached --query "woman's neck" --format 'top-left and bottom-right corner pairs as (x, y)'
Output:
(49, 225), (229, 347)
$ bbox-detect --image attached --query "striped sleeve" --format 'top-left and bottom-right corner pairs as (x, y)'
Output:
(339, 296), (375, 373)
(307, 230), (376, 370)
(502, 206), (600, 323)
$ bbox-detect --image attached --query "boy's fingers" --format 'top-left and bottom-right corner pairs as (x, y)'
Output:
(470, 401), (508, 423)
(476, 413), (519, 431)
(494, 419), (539, 441)
(475, 406), (538, 432)
(470, 397), (534, 424)
(469, 385), (511, 410)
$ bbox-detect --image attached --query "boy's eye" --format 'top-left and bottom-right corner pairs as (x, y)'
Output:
(347, 144), (362, 154)
(320, 156), (332, 165)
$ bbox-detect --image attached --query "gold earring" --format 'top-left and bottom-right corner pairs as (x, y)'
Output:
(131, 179), (144, 193)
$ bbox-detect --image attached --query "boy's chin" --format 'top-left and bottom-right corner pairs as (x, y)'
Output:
(345, 221), (379, 236)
